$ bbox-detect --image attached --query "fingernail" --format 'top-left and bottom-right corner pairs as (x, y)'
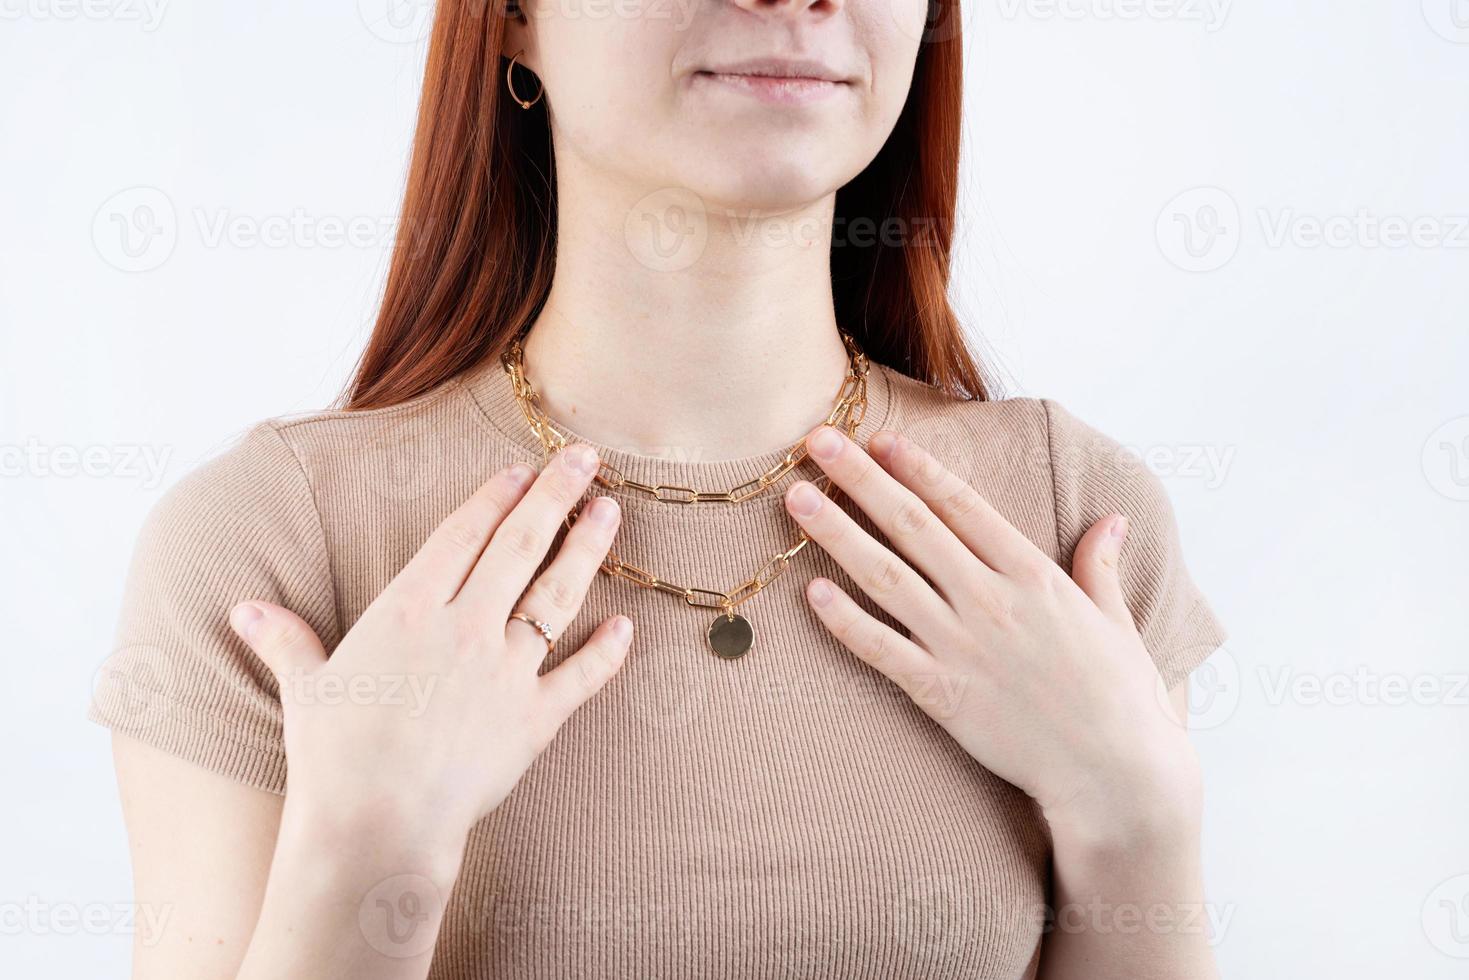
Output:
(808, 426), (843, 462)
(809, 578), (833, 607)
(564, 444), (598, 474)
(612, 616), (633, 643)
(787, 481), (824, 518)
(868, 430), (899, 462)
(588, 496), (620, 526)
(1110, 514), (1130, 542)
(230, 602), (263, 642)
(507, 462), (537, 487)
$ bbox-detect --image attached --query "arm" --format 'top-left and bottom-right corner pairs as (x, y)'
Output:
(112, 736), (280, 979)
(105, 445), (633, 979)
(114, 734), (468, 980)
(1035, 682), (1217, 980)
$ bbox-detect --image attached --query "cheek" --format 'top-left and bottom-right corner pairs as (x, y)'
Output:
(851, 1), (927, 114)
(856, 29), (925, 156)
(882, 0), (937, 49)
(534, 16), (681, 158)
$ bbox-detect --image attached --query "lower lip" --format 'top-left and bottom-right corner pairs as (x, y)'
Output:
(693, 71), (848, 106)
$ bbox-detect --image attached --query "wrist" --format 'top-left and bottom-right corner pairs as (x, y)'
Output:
(1043, 745), (1204, 859)
(277, 789), (470, 895)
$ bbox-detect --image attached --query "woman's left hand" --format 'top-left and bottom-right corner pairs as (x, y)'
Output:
(785, 425), (1201, 840)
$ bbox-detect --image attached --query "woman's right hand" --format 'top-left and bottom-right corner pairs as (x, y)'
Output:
(226, 442), (630, 863)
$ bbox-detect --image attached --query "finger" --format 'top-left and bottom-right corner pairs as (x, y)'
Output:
(802, 425), (984, 592)
(804, 576), (937, 697)
(783, 478), (961, 647)
(503, 495), (622, 663)
(863, 428), (1051, 577)
(539, 615), (633, 725)
(1070, 513), (1134, 627)
(227, 601), (327, 698)
(459, 443), (602, 619)
(397, 462), (540, 604)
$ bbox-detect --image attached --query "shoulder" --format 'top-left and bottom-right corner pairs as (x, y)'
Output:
(877, 365), (1152, 513)
(156, 375), (495, 530)
(876, 365), (1164, 523)
(874, 365), (1050, 477)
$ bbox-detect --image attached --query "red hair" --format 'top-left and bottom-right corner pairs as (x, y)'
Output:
(346, 2), (987, 410)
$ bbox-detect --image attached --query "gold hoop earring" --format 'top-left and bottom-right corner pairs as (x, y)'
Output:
(505, 50), (543, 110)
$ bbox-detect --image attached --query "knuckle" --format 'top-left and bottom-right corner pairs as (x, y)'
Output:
(257, 619), (301, 651)
(890, 498), (934, 538)
(502, 521), (545, 562)
(952, 574), (987, 611)
(390, 585), (436, 623)
(533, 573), (580, 612)
(862, 627), (899, 672)
(1012, 555), (1057, 588)
(452, 614), (486, 657)
(439, 518), (483, 555)
(527, 711), (560, 754)
(862, 557), (906, 598)
(846, 457), (878, 492)
(943, 486), (983, 521)
(577, 646), (613, 693)
(549, 471), (589, 508)
(984, 591), (1022, 627)
(911, 452), (949, 492)
(572, 523), (616, 562)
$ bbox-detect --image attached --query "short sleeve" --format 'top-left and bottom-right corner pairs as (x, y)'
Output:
(87, 421), (339, 795)
(1042, 398), (1227, 690)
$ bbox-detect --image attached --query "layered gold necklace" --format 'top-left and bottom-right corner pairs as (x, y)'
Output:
(500, 330), (870, 659)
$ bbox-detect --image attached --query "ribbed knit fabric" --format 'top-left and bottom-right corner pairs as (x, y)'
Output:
(88, 356), (1227, 980)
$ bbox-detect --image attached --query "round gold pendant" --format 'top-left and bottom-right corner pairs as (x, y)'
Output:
(707, 613), (753, 660)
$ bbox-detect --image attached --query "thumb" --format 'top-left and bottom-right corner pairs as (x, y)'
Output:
(228, 600), (328, 691)
(1070, 513), (1134, 627)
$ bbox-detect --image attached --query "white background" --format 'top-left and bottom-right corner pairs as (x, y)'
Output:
(2, 1), (1467, 977)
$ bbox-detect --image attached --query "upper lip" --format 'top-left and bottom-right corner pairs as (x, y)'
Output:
(696, 57), (851, 84)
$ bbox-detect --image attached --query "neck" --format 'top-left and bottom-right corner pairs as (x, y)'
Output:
(518, 171), (853, 464)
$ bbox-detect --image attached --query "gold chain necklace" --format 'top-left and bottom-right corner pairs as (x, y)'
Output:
(500, 331), (870, 660)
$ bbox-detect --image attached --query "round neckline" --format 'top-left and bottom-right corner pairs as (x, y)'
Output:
(459, 345), (896, 511)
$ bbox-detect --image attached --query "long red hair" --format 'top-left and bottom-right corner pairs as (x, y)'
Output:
(346, 2), (987, 410)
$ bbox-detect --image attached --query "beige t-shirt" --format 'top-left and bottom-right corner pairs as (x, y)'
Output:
(89, 355), (1227, 979)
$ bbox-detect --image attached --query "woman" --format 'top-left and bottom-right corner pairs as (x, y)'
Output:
(91, 0), (1228, 977)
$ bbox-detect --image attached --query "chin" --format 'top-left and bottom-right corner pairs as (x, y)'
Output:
(674, 146), (851, 215)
